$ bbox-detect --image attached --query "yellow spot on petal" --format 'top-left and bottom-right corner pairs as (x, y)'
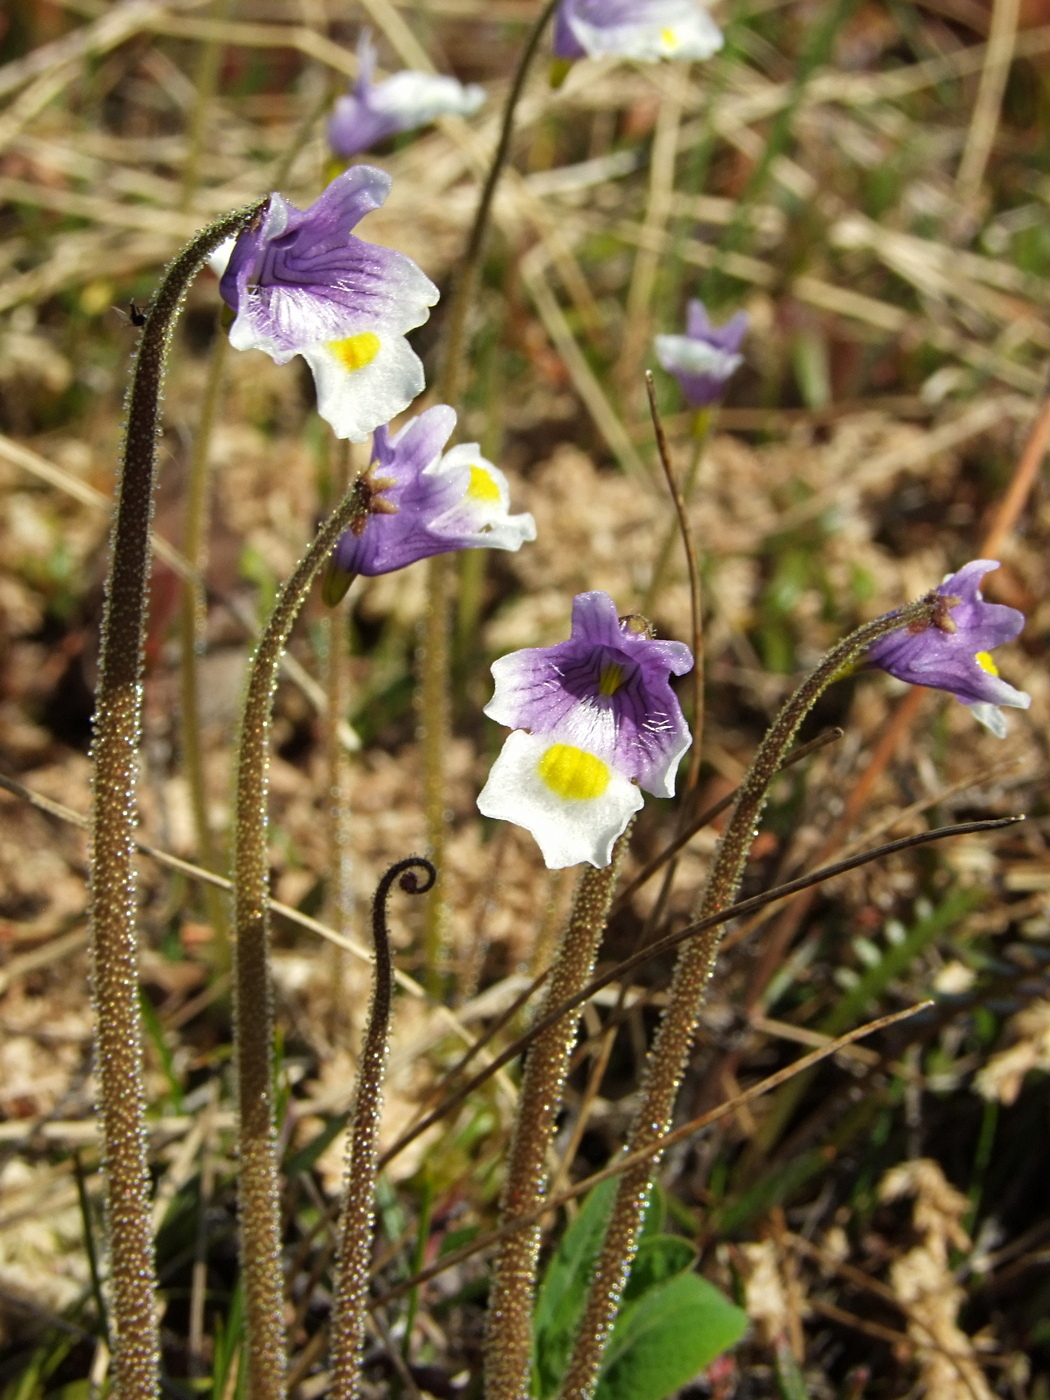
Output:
(467, 465), (501, 502)
(975, 650), (999, 676)
(537, 744), (610, 801)
(599, 661), (625, 696)
(329, 331), (381, 372)
(661, 27), (678, 48)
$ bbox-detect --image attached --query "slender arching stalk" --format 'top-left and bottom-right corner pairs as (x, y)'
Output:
(89, 199), (264, 1400)
(558, 593), (944, 1400)
(232, 477), (370, 1400)
(420, 0), (560, 990)
(484, 828), (632, 1400)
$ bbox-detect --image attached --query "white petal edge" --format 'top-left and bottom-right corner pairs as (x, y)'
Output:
(371, 71), (486, 124)
(429, 444), (537, 550)
(968, 683), (1030, 738)
(301, 334), (425, 442)
(208, 237), (236, 278)
(653, 333), (742, 379)
(570, 9), (723, 61)
(477, 730), (643, 869)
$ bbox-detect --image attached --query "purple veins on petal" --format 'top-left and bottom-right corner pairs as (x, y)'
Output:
(866, 560), (1030, 737)
(478, 591), (693, 867)
(328, 405), (535, 581)
(218, 166), (438, 442)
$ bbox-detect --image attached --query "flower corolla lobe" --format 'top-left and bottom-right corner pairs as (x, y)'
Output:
(325, 404), (535, 590)
(654, 299), (748, 408)
(218, 166), (438, 441)
(553, 0), (723, 62)
(478, 591), (693, 868)
(328, 32), (485, 158)
(867, 560), (1030, 737)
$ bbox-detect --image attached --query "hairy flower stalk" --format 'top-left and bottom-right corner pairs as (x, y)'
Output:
(485, 827), (631, 1400)
(330, 857), (436, 1399)
(231, 477), (371, 1400)
(88, 201), (263, 1400)
(178, 326), (230, 955)
(558, 592), (945, 1400)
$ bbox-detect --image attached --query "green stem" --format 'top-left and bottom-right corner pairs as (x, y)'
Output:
(178, 326), (230, 956)
(329, 859), (435, 1400)
(232, 477), (370, 1400)
(485, 830), (631, 1400)
(89, 199), (263, 1400)
(558, 593), (943, 1400)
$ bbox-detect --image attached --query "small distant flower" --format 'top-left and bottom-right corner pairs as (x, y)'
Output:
(218, 165), (438, 442)
(329, 32), (485, 159)
(323, 404), (535, 599)
(867, 560), (1030, 738)
(553, 0), (723, 62)
(654, 300), (748, 408)
(477, 591), (693, 869)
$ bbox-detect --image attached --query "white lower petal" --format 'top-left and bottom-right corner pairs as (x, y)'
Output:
(477, 730), (642, 869)
(371, 71), (486, 125)
(301, 332), (425, 442)
(967, 702), (1008, 738)
(208, 237), (236, 278)
(571, 10), (723, 60)
(428, 445), (537, 551)
(654, 334), (742, 379)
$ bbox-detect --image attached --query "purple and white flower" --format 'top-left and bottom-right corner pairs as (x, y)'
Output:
(867, 560), (1030, 738)
(477, 591), (693, 868)
(654, 299), (749, 408)
(328, 32), (485, 159)
(218, 166), (438, 442)
(553, 0), (723, 62)
(323, 404), (535, 598)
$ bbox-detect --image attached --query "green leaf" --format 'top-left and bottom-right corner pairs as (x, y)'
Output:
(596, 1273), (748, 1400)
(621, 1236), (697, 1303)
(533, 1182), (665, 1398)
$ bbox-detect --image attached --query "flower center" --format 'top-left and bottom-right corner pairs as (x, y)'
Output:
(598, 661), (626, 696)
(661, 27), (678, 48)
(537, 744), (610, 801)
(467, 465), (501, 502)
(975, 650), (999, 676)
(329, 331), (381, 372)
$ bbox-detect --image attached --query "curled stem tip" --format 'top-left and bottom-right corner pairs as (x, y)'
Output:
(329, 855), (436, 1400)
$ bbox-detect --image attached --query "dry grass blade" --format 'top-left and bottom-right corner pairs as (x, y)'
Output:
(373, 1002), (933, 1304)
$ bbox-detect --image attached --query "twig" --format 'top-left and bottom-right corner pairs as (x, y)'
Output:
(372, 1003), (932, 1305)
(646, 370), (704, 786)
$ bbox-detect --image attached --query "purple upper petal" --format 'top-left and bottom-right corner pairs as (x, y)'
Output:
(219, 166), (438, 360)
(484, 590), (693, 795)
(553, 6), (587, 58)
(328, 97), (402, 158)
(686, 300), (749, 352)
(866, 561), (1027, 709)
(553, 0), (722, 59)
(654, 298), (748, 406)
(331, 405), (462, 576)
